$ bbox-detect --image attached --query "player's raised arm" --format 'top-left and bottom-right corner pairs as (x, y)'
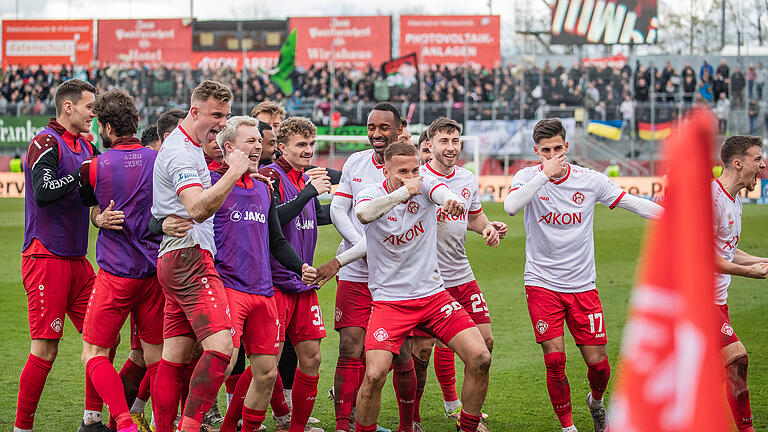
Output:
(592, 170), (664, 220)
(504, 154), (564, 216)
(356, 176), (419, 224)
(422, 175), (464, 217)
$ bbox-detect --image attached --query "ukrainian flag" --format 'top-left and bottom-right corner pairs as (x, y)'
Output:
(638, 121), (672, 141)
(587, 120), (623, 141)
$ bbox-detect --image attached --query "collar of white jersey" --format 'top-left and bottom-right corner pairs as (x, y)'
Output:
(371, 152), (384, 169)
(425, 161), (456, 179)
(537, 163), (571, 185)
(714, 178), (736, 202)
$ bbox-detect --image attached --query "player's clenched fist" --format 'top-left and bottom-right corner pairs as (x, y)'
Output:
(400, 175), (423, 197)
(309, 175), (332, 195)
(301, 263), (319, 285)
(442, 199), (465, 217)
(226, 148), (251, 175)
(748, 262), (768, 279)
(305, 167), (328, 181)
(311, 258), (342, 288)
(541, 153), (567, 179)
(491, 221), (507, 239)
(482, 223), (500, 248)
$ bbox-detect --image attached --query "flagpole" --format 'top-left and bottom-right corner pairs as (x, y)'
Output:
(419, 43), (425, 126)
(329, 18), (337, 164)
(242, 33), (248, 115)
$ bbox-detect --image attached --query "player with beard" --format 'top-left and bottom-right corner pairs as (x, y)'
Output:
(15, 79), (112, 432)
(417, 130), (431, 165)
(711, 136), (768, 432)
(78, 88), (163, 432)
(411, 118), (506, 430)
(150, 80), (249, 432)
(352, 142), (491, 432)
(314, 103), (416, 432)
(258, 121), (278, 166)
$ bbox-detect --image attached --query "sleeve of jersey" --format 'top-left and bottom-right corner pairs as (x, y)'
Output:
(503, 169), (548, 216)
(614, 193), (664, 220)
(594, 172), (628, 209)
(330, 192), (362, 244)
(422, 177), (458, 206)
(168, 150), (203, 195)
(355, 186), (406, 224)
(334, 166), (353, 199)
(468, 180), (483, 214)
(336, 236), (367, 266)
(314, 198), (333, 225)
(27, 134), (83, 207)
(77, 156), (98, 207)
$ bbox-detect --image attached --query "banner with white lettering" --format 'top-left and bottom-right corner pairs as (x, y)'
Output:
(464, 119), (577, 156)
(550, 0), (658, 45)
(98, 19), (192, 66)
(399, 15), (500, 68)
(2, 20), (94, 68)
(290, 16), (391, 68)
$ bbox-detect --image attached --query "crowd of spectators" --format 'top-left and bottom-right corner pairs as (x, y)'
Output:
(0, 58), (763, 132)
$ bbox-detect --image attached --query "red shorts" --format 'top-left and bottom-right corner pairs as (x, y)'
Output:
(22, 255), (95, 339)
(365, 290), (476, 354)
(334, 279), (372, 330)
(446, 280), (491, 325)
(227, 288), (280, 355)
(129, 316), (141, 350)
(157, 246), (232, 341)
(274, 289), (326, 344)
(717, 304), (740, 348)
(525, 286), (607, 345)
(83, 270), (164, 348)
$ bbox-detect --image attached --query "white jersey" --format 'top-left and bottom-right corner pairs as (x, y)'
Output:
(334, 149), (385, 282)
(357, 176), (447, 301)
(151, 126), (215, 257)
(712, 179), (743, 305)
(420, 163), (483, 287)
(511, 164), (626, 292)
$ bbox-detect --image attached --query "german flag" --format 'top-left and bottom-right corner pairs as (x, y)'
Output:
(638, 121), (671, 141)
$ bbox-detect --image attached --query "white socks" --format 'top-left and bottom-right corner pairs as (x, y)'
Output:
(83, 410), (102, 425)
(588, 392), (604, 408)
(130, 398), (147, 414)
(444, 399), (462, 413)
(563, 426), (578, 432)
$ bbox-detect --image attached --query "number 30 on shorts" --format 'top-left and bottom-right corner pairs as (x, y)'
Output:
(441, 301), (463, 317)
(311, 305), (324, 326)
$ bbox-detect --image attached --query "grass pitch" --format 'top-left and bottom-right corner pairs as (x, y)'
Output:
(0, 198), (766, 431)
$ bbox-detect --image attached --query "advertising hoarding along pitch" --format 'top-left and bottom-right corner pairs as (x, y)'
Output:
(399, 15), (500, 69)
(289, 16), (391, 68)
(193, 51), (280, 70)
(98, 19), (192, 66)
(2, 20), (94, 68)
(550, 0), (658, 44)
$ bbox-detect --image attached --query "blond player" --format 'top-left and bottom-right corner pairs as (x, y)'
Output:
(503, 118), (662, 432)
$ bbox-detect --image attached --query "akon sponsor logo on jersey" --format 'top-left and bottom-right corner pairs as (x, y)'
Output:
(537, 211), (583, 225)
(383, 221), (425, 245)
(436, 207), (466, 222)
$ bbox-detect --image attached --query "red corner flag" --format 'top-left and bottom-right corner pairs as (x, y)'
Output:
(610, 110), (730, 431)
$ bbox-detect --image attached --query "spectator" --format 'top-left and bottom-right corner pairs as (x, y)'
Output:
(700, 60), (714, 81)
(756, 62), (767, 100)
(619, 93), (634, 135)
(748, 63), (756, 99)
(699, 73), (713, 102)
(715, 92), (730, 133)
(748, 99), (760, 134)
(731, 67), (746, 108)
(716, 58), (730, 80)
(682, 74), (697, 102)
(713, 72), (728, 101)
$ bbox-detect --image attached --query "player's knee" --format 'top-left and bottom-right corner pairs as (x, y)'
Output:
(338, 332), (364, 358)
(467, 349), (492, 375)
(31, 339), (59, 361)
(256, 365), (278, 386)
(413, 346), (433, 363)
(484, 335), (495, 354)
(129, 349), (147, 367)
(726, 354), (749, 395)
(300, 349), (322, 372)
(364, 368), (388, 390)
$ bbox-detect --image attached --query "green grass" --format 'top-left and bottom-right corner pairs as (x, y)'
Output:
(1, 199), (767, 431)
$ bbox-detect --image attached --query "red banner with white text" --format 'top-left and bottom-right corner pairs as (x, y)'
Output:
(2, 19), (94, 68)
(399, 15), (500, 68)
(98, 19), (192, 66)
(289, 16), (391, 68)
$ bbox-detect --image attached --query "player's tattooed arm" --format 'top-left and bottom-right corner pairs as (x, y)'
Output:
(28, 134), (82, 207)
(267, 193), (305, 275)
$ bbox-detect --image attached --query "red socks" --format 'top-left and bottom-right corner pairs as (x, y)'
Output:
(137, 362), (155, 402)
(412, 355), (429, 423)
(270, 373), (291, 417)
(152, 359), (185, 432)
(221, 367), (253, 432)
(180, 350), (231, 432)
(179, 359), (197, 413)
(334, 356), (362, 431)
(544, 352), (572, 428)
(354, 422), (378, 432)
(86, 356), (133, 430)
(586, 358), (611, 401)
(726, 355), (753, 431)
(242, 406), (267, 432)
(225, 373), (241, 395)
(393, 358), (416, 432)
(459, 410), (481, 432)
(118, 358), (146, 409)
(15, 354), (53, 430)
(289, 369), (319, 432)
(433, 347), (458, 403)
(85, 370), (104, 413)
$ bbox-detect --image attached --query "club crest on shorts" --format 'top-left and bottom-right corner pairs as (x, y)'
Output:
(50, 318), (63, 333)
(407, 201), (420, 214)
(335, 308), (343, 322)
(373, 327), (389, 342)
(721, 323), (734, 337)
(461, 187), (471, 200)
(572, 192), (585, 205)
(536, 320), (549, 335)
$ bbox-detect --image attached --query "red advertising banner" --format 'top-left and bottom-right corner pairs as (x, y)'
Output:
(192, 51), (280, 70)
(2, 20), (94, 68)
(399, 15), (500, 69)
(98, 19), (192, 66)
(289, 16), (391, 68)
